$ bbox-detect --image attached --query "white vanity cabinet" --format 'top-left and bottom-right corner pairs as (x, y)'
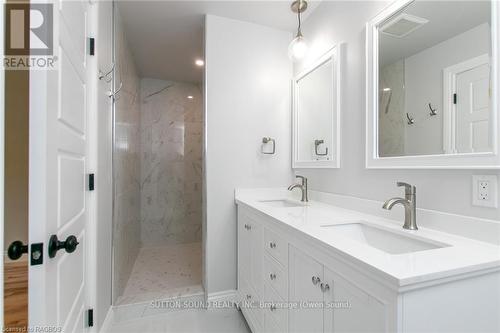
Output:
(238, 209), (264, 330)
(237, 205), (393, 333)
(236, 202), (500, 333)
(288, 246), (324, 333)
(289, 246), (386, 333)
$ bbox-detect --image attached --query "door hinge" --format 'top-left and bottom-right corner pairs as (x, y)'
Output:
(89, 38), (95, 56)
(453, 93), (457, 105)
(87, 308), (94, 327)
(88, 173), (95, 191)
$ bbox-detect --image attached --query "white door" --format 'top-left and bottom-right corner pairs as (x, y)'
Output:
(289, 246), (324, 333)
(455, 62), (491, 153)
(29, 0), (89, 331)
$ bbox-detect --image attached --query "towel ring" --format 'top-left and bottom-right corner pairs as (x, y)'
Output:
(261, 137), (276, 155)
(314, 139), (329, 156)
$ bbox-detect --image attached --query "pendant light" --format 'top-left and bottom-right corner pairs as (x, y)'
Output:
(288, 0), (308, 62)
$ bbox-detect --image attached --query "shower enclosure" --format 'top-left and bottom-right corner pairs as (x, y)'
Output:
(111, 4), (204, 305)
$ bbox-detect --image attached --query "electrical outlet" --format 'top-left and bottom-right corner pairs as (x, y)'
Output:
(472, 175), (498, 208)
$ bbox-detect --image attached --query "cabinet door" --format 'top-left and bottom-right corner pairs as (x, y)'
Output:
(250, 218), (263, 297)
(289, 246), (324, 333)
(238, 212), (251, 280)
(323, 267), (386, 333)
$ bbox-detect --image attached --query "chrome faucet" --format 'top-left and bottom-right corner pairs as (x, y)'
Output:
(288, 175), (308, 202)
(382, 182), (417, 230)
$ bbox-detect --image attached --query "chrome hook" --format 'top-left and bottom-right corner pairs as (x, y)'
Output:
(428, 103), (437, 116)
(99, 63), (115, 82)
(406, 113), (415, 125)
(108, 81), (123, 100)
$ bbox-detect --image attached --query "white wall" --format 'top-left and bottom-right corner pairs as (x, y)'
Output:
(404, 23), (491, 155)
(205, 15), (293, 295)
(294, 1), (499, 221)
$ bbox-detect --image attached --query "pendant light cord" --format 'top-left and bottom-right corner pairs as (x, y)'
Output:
(297, 2), (302, 36)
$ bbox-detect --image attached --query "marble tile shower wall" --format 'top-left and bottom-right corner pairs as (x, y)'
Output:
(140, 78), (203, 246)
(112, 9), (141, 303)
(379, 59), (405, 157)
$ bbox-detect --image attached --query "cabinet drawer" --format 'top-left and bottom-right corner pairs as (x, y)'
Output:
(264, 253), (288, 301)
(264, 227), (288, 267)
(263, 283), (288, 330)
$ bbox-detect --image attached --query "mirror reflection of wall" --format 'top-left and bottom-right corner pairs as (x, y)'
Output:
(378, 0), (492, 157)
(297, 58), (334, 162)
(293, 45), (341, 169)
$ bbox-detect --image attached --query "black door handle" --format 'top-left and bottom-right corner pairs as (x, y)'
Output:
(7, 240), (28, 260)
(48, 235), (79, 258)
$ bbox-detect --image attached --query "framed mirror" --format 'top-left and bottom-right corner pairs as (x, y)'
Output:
(292, 45), (343, 168)
(366, 0), (500, 168)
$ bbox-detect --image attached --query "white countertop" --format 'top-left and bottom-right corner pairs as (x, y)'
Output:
(235, 188), (500, 289)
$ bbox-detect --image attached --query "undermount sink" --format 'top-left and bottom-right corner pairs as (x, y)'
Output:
(321, 222), (450, 254)
(259, 199), (304, 208)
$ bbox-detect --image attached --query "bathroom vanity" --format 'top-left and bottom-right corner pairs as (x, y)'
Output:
(235, 188), (500, 333)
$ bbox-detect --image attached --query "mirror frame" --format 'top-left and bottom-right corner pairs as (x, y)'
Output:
(292, 44), (344, 169)
(366, 0), (500, 169)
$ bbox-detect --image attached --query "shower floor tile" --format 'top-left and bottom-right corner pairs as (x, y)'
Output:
(117, 242), (203, 305)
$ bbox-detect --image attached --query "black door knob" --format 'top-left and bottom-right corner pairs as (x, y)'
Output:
(48, 234), (79, 258)
(7, 240), (28, 260)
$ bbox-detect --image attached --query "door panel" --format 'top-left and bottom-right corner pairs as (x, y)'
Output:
(57, 231), (84, 326)
(289, 246), (323, 333)
(29, 1), (89, 331)
(58, 156), (85, 229)
(456, 63), (491, 153)
(59, 49), (85, 133)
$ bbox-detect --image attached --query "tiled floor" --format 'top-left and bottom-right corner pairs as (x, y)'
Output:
(116, 242), (203, 305)
(106, 307), (251, 333)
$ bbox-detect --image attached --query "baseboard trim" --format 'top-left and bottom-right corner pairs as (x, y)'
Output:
(99, 307), (114, 333)
(207, 289), (237, 302)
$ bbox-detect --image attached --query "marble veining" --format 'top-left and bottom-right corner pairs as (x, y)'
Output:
(112, 8), (142, 304)
(140, 78), (203, 246)
(379, 59), (405, 157)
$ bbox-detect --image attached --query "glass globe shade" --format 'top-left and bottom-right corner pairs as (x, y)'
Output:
(288, 35), (308, 61)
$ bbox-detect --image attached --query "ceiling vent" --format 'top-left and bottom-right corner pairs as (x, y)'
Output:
(380, 13), (429, 38)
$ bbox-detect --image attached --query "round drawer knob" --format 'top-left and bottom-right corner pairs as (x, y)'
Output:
(312, 276), (321, 285)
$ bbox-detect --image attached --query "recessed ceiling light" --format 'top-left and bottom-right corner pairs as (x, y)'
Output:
(383, 88), (391, 92)
(187, 95), (194, 99)
(195, 59), (204, 66)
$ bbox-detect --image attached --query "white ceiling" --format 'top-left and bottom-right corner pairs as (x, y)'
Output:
(117, 0), (322, 83)
(379, 1), (491, 67)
